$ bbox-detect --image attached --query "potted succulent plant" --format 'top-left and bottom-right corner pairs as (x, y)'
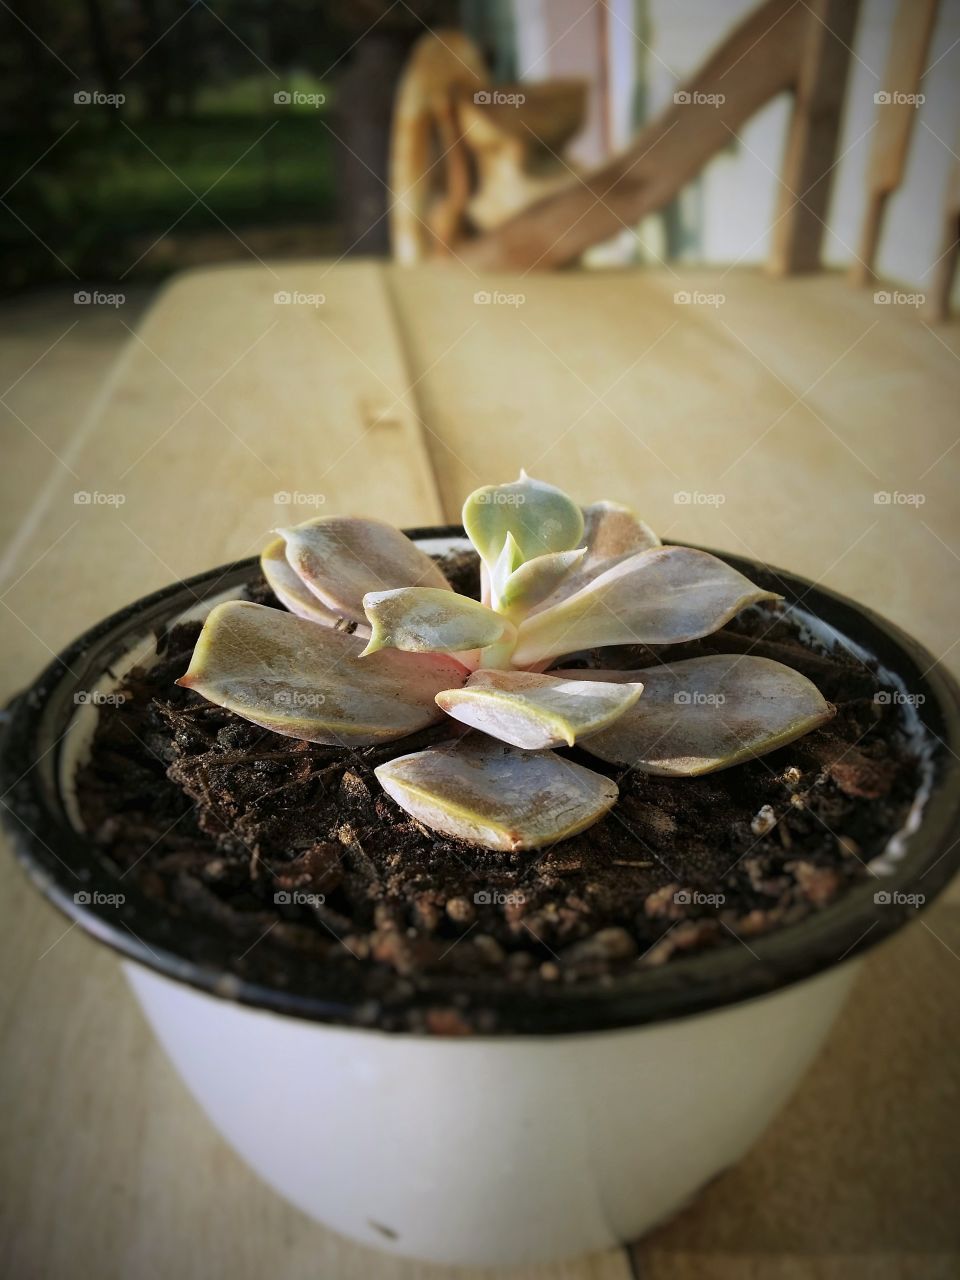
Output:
(3, 473), (959, 1268)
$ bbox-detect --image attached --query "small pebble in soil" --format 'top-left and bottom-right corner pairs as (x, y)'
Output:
(750, 804), (778, 837)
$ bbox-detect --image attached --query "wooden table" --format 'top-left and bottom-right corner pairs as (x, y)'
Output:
(2, 262), (958, 1280)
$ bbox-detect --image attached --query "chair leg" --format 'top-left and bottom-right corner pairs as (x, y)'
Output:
(767, 0), (862, 277)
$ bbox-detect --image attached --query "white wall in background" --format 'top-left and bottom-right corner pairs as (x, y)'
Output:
(509, 0), (960, 291)
(513, 0), (608, 165)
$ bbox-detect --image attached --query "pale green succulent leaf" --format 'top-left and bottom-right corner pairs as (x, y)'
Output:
(490, 530), (524, 603)
(436, 669), (642, 750)
(534, 500), (661, 609)
(512, 546), (780, 667)
(261, 538), (370, 636)
(361, 587), (514, 657)
(375, 739), (617, 851)
(462, 471), (584, 568)
(280, 516), (450, 623)
(499, 547), (587, 613)
(567, 655), (834, 774)
(177, 600), (467, 746)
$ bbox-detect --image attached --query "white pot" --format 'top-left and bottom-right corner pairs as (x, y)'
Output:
(4, 531), (958, 1268)
(125, 956), (859, 1267)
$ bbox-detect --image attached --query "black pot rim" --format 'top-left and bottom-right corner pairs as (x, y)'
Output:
(3, 526), (959, 1036)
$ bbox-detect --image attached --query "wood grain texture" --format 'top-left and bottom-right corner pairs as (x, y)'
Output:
(633, 902), (960, 1279)
(0, 262), (443, 704)
(385, 263), (960, 675)
(2, 261), (958, 1278)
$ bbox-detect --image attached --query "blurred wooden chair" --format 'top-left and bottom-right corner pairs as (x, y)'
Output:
(389, 0), (954, 318)
(389, 29), (588, 265)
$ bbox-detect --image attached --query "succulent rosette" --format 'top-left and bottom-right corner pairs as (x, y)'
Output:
(179, 474), (834, 851)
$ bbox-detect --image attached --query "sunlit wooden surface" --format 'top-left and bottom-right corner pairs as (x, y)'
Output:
(1, 261), (958, 1280)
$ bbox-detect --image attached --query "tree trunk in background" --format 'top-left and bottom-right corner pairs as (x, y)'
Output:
(174, 1), (199, 117)
(332, 34), (417, 256)
(82, 0), (118, 97)
(137, 0), (172, 118)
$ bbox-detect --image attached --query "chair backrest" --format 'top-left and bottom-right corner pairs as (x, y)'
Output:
(389, 29), (589, 265)
(389, 1), (951, 314)
(388, 29), (486, 267)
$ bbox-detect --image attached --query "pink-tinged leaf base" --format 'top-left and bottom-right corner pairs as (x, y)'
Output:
(178, 600), (467, 746)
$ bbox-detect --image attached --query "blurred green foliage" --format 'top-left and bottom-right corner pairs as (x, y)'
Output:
(0, 0), (461, 290)
(1, 78), (335, 291)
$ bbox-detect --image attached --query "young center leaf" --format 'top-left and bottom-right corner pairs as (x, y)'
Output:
(280, 516), (450, 622)
(463, 471), (584, 569)
(436, 669), (643, 750)
(512, 546), (780, 667)
(375, 738), (618, 851)
(177, 600), (467, 745)
(571, 654), (835, 775)
(498, 547), (587, 614)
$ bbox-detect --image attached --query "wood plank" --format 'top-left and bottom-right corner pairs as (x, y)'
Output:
(632, 903), (960, 1279)
(5, 260), (959, 1278)
(768, 0), (861, 276)
(387, 264), (960, 679)
(0, 288), (151, 560)
(0, 263), (631, 1280)
(0, 261), (443, 705)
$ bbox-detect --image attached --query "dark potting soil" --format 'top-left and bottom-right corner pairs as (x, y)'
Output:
(77, 549), (923, 1032)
